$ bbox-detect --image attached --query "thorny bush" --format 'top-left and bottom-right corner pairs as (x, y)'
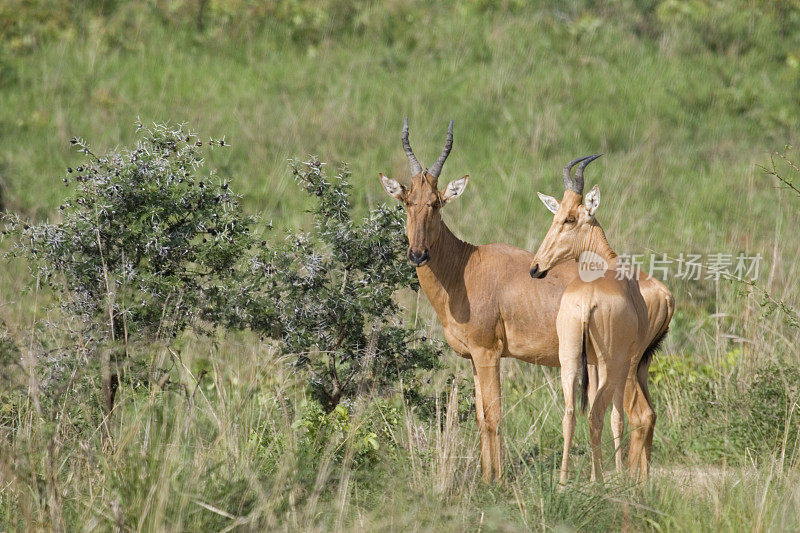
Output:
(236, 158), (441, 411)
(1, 124), (439, 422)
(4, 122), (253, 345)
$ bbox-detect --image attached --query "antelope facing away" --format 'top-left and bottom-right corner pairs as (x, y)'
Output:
(379, 120), (673, 481)
(530, 154), (664, 484)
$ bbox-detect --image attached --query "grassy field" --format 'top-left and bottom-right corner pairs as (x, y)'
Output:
(1, 1), (800, 530)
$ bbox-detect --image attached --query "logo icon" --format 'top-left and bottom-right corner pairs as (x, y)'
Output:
(578, 250), (607, 282)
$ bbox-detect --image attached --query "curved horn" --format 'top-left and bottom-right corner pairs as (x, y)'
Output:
(401, 118), (423, 177)
(562, 155), (592, 193)
(428, 119), (454, 179)
(572, 154), (603, 194)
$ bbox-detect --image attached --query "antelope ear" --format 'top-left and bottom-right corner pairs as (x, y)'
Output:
(584, 185), (600, 217)
(442, 175), (469, 204)
(537, 192), (560, 214)
(379, 173), (406, 201)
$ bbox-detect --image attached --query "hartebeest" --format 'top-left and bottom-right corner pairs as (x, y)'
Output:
(379, 120), (673, 481)
(530, 155), (669, 484)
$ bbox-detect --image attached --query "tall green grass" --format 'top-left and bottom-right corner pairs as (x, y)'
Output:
(1, 329), (798, 530)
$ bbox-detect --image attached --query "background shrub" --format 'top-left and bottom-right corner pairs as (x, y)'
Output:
(2, 122), (255, 429)
(4, 122), (254, 345)
(239, 158), (442, 411)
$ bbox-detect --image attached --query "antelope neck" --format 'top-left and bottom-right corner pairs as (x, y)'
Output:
(580, 220), (618, 262)
(415, 218), (475, 300)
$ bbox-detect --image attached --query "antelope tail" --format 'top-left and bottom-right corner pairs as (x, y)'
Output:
(579, 305), (593, 414)
(639, 293), (675, 373)
(639, 329), (667, 373)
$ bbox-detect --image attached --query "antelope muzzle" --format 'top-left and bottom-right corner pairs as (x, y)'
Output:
(408, 247), (430, 267)
(529, 263), (546, 279)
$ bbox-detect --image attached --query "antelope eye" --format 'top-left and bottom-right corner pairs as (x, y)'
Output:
(564, 216), (576, 225)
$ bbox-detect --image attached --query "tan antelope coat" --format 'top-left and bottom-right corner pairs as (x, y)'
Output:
(381, 123), (673, 481)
